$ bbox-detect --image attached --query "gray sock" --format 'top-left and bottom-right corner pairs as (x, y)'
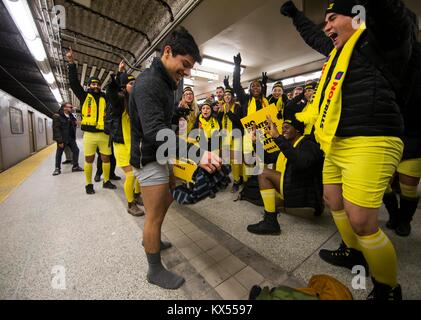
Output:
(146, 252), (185, 290)
(142, 240), (172, 251)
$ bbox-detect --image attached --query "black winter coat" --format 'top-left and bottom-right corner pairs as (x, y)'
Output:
(129, 58), (200, 168)
(53, 108), (77, 144)
(105, 74), (126, 144)
(267, 136), (324, 210)
(291, 0), (416, 138)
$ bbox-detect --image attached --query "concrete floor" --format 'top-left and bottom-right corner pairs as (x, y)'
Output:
(0, 140), (420, 300)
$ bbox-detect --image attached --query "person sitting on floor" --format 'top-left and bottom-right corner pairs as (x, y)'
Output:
(247, 113), (324, 235)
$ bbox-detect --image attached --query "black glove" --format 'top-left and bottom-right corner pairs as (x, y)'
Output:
(280, 1), (299, 18)
(233, 53), (242, 66)
(261, 72), (268, 86)
(224, 75), (230, 88)
(108, 74), (120, 91)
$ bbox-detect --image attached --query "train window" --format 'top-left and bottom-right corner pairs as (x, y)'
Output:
(9, 107), (24, 134)
(38, 118), (44, 134)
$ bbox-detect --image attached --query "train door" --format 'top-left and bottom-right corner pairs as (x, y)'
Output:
(28, 111), (36, 153)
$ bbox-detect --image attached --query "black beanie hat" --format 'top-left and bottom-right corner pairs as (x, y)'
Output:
(273, 81), (284, 90)
(305, 82), (316, 91)
(87, 76), (100, 86)
(120, 73), (136, 87)
(283, 113), (305, 133)
(326, 0), (359, 18)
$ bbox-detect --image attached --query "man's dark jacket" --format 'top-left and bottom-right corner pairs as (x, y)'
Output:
(129, 58), (199, 168)
(53, 108), (77, 144)
(266, 136), (324, 211)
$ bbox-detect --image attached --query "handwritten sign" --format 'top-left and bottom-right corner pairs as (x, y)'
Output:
(241, 104), (283, 153)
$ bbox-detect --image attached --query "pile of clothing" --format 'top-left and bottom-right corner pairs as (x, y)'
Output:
(172, 165), (231, 204)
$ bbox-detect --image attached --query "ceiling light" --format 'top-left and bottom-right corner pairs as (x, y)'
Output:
(191, 69), (219, 81)
(3, 0), (47, 62)
(51, 88), (63, 104)
(201, 57), (245, 75)
(42, 72), (55, 85)
(184, 78), (194, 86)
(3, 0), (37, 41)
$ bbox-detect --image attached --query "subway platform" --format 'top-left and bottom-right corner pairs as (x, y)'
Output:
(0, 141), (420, 300)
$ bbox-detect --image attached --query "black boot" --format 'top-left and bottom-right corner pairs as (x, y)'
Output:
(319, 241), (369, 273)
(383, 192), (399, 229)
(247, 211), (281, 235)
(395, 196), (419, 237)
(367, 277), (402, 300)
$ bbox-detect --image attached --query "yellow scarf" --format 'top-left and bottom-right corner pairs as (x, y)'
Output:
(295, 24), (366, 154)
(269, 96), (284, 113)
(81, 93), (106, 130)
(275, 135), (305, 199)
(222, 103), (237, 134)
(186, 102), (200, 135)
(198, 114), (220, 140)
(247, 96), (269, 115)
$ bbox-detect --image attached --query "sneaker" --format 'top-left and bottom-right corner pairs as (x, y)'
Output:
(62, 160), (72, 165)
(71, 166), (84, 172)
(103, 180), (117, 190)
(247, 211), (281, 235)
(127, 202), (144, 217)
(85, 184), (95, 195)
(110, 174), (122, 181)
(319, 242), (369, 272)
(367, 278), (402, 300)
(52, 168), (61, 176)
(94, 174), (101, 182)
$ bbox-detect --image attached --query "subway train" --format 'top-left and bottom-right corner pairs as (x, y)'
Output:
(0, 89), (53, 172)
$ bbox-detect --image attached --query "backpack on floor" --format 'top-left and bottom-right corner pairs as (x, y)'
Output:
(251, 274), (353, 300)
(236, 175), (264, 207)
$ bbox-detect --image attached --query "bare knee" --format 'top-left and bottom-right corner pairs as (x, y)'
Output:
(85, 155), (95, 163)
(101, 154), (110, 163)
(348, 215), (378, 236)
(323, 193), (343, 211)
(345, 202), (379, 236)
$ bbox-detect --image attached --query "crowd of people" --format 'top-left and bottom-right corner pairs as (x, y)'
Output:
(50, 0), (420, 300)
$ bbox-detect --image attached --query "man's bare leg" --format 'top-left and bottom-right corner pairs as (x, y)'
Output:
(345, 200), (398, 290)
(141, 183), (184, 289)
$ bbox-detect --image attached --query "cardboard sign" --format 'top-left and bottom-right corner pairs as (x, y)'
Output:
(241, 104), (283, 153)
(172, 159), (198, 183)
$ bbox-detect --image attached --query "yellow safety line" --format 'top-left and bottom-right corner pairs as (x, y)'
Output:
(0, 144), (56, 204)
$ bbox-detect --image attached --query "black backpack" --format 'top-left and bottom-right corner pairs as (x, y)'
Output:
(237, 175), (264, 207)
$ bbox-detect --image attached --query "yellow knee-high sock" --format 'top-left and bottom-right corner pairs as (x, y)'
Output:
(84, 162), (93, 185)
(103, 162), (111, 183)
(260, 189), (276, 213)
(232, 163), (241, 183)
(135, 179), (141, 194)
(242, 164), (249, 183)
(357, 229), (398, 287)
(400, 182), (418, 198)
(331, 210), (359, 250)
(124, 171), (135, 203)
